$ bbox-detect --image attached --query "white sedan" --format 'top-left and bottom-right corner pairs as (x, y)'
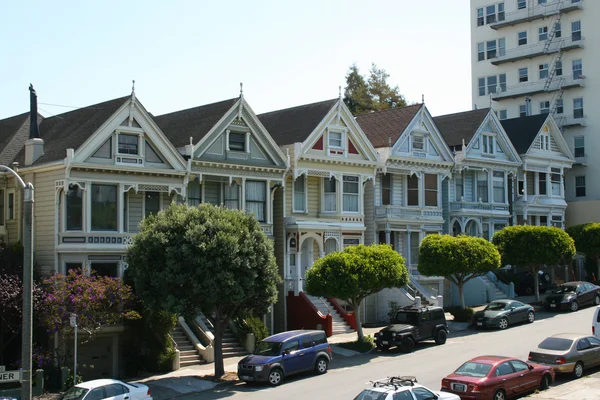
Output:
(60, 379), (152, 400)
(354, 376), (459, 400)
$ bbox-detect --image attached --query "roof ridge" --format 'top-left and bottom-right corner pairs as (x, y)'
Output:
(355, 103), (422, 118)
(257, 98), (337, 117)
(155, 97), (239, 118)
(433, 107), (490, 120)
(0, 111), (30, 123)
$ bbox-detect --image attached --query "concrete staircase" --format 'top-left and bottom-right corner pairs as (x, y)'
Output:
(199, 313), (248, 358)
(305, 295), (354, 335)
(171, 325), (206, 367)
(480, 274), (508, 300)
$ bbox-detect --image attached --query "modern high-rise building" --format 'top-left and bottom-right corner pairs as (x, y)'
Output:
(470, 0), (596, 226)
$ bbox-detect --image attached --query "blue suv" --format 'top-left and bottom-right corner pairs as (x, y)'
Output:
(237, 329), (332, 386)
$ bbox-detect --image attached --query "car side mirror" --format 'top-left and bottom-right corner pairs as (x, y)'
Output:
(528, 364), (534, 371)
(283, 349), (290, 355)
(510, 307), (515, 311)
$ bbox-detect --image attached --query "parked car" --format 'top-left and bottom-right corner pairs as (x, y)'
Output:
(354, 376), (460, 400)
(237, 329), (332, 386)
(528, 333), (600, 379)
(544, 281), (600, 312)
(594, 306), (600, 338)
(514, 270), (551, 295)
(441, 355), (554, 400)
(374, 305), (448, 353)
(58, 379), (152, 400)
(472, 299), (535, 330)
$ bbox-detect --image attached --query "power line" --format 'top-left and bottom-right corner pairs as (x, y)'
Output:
(39, 102), (84, 109)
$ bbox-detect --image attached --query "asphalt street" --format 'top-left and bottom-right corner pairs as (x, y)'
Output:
(183, 306), (598, 399)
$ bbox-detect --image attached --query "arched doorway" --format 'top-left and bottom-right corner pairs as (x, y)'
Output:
(324, 237), (338, 255)
(300, 237), (320, 286)
(465, 219), (478, 237)
(452, 220), (462, 236)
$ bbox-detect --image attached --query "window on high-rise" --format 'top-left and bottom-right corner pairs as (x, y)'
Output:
(518, 0), (527, 9)
(574, 137), (585, 158)
(572, 21), (581, 41)
(487, 75), (498, 94)
(486, 40), (497, 59)
(498, 38), (506, 57)
(519, 68), (528, 82)
(476, 8), (484, 26)
(555, 60), (562, 76)
(519, 104), (527, 117)
(555, 99), (563, 114)
(539, 63), (548, 79)
(498, 3), (505, 21)
(486, 5), (497, 24)
(573, 98), (584, 118)
(498, 110), (508, 120)
(575, 176), (586, 197)
(555, 22), (561, 38)
(518, 31), (528, 46)
(540, 101), (550, 114)
(478, 78), (486, 96)
(572, 59), (582, 79)
(538, 0), (547, 4)
(539, 27), (548, 41)
(477, 43), (485, 61)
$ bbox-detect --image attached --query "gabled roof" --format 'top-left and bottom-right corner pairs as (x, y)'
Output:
(14, 96), (130, 166)
(434, 108), (490, 148)
(0, 112), (30, 165)
(154, 98), (238, 148)
(500, 114), (548, 154)
(354, 104), (423, 148)
(257, 99), (337, 146)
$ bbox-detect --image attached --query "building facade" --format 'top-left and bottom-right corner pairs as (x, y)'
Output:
(470, 0), (596, 225)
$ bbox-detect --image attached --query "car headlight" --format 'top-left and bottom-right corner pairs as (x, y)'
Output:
(391, 332), (397, 337)
(255, 366), (263, 372)
(561, 298), (571, 303)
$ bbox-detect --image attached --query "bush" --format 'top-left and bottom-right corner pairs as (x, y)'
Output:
(234, 315), (269, 342)
(448, 306), (474, 322)
(336, 335), (376, 353)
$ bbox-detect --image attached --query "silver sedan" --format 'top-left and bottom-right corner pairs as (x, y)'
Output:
(528, 333), (600, 379)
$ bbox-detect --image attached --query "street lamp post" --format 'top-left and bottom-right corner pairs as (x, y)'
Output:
(0, 165), (35, 400)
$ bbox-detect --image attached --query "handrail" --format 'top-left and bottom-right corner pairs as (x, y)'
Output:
(326, 297), (357, 330)
(409, 275), (438, 304)
(168, 333), (178, 349)
(317, 296), (331, 315)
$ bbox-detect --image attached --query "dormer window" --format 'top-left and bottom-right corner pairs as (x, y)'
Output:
(412, 135), (424, 151)
(329, 131), (343, 148)
(482, 135), (494, 154)
(228, 132), (246, 152)
(118, 134), (139, 155)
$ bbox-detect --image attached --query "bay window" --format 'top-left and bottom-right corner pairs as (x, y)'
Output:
(90, 262), (119, 278)
(325, 238), (338, 255)
(455, 177), (463, 201)
(407, 175), (419, 206)
(66, 184), (83, 230)
(245, 181), (266, 222)
(91, 184), (118, 231)
(424, 174), (438, 207)
(343, 176), (359, 212)
(551, 168), (561, 196)
(323, 177), (337, 212)
(187, 180), (201, 207)
(293, 175), (306, 212)
(493, 171), (505, 203)
(477, 171), (489, 202)
(538, 173), (547, 195)
(224, 183), (239, 210)
(144, 192), (160, 218)
(381, 173), (391, 205)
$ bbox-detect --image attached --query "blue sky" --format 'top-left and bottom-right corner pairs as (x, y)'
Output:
(0, 0), (471, 120)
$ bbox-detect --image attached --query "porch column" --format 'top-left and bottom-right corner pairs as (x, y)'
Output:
(295, 251), (302, 294)
(488, 170), (492, 203)
(117, 183), (124, 233)
(504, 172), (508, 204)
(265, 180), (271, 224)
(523, 173), (528, 201)
(546, 171), (550, 196)
(560, 170), (565, 198)
(534, 173), (539, 195)
(406, 230), (412, 270)
(241, 177), (246, 212)
(385, 230), (391, 245)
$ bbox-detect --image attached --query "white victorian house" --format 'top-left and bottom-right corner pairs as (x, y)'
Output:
(434, 108), (522, 239)
(356, 104), (454, 321)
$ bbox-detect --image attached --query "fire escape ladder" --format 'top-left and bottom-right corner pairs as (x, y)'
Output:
(544, 51), (564, 92)
(543, 10), (562, 54)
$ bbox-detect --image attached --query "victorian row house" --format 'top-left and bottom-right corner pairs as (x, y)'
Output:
(0, 88), (576, 376)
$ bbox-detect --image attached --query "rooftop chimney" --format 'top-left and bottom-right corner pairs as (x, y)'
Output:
(25, 84), (44, 166)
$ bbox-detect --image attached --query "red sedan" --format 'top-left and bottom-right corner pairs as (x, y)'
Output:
(440, 355), (555, 400)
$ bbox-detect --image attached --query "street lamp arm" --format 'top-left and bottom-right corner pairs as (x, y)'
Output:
(0, 164), (30, 190)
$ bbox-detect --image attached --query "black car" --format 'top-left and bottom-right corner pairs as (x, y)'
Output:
(472, 299), (535, 330)
(516, 270), (552, 295)
(544, 281), (600, 312)
(374, 305), (448, 353)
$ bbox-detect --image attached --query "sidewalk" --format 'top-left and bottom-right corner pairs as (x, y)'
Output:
(529, 372), (600, 399)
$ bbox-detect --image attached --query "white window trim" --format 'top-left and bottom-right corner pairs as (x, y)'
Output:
(88, 182), (123, 233)
(6, 189), (15, 221)
(63, 184), (86, 232)
(226, 129), (250, 154)
(321, 177), (338, 214)
(292, 175), (308, 213)
(482, 134), (495, 155)
(342, 175), (361, 214)
(411, 134), (427, 152)
(380, 173), (393, 206)
(114, 128), (145, 166)
(405, 174), (420, 207)
(327, 128), (347, 157)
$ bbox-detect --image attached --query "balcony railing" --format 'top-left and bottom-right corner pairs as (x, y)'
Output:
(375, 205), (443, 221)
(260, 224), (273, 237)
(557, 113), (587, 128)
(491, 37), (584, 65)
(490, 0), (584, 30)
(492, 75), (584, 101)
(449, 201), (510, 214)
(59, 232), (135, 246)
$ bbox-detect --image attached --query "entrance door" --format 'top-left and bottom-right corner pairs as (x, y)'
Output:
(300, 239), (315, 285)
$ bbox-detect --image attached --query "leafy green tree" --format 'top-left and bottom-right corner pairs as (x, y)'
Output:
(566, 222), (600, 280)
(418, 234), (501, 309)
(343, 63), (407, 115)
(493, 226), (576, 301)
(305, 244), (408, 342)
(126, 203), (280, 378)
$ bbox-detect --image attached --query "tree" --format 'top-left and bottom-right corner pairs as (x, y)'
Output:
(305, 244), (408, 342)
(418, 234), (501, 309)
(39, 269), (140, 367)
(493, 226), (576, 301)
(126, 203), (280, 378)
(566, 223), (600, 281)
(343, 63), (407, 115)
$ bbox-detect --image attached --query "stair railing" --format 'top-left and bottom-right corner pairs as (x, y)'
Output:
(317, 296), (331, 314)
(168, 333), (178, 349)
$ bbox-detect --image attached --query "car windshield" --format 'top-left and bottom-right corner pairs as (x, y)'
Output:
(538, 337), (573, 351)
(554, 285), (576, 294)
(353, 389), (389, 400)
(485, 302), (507, 311)
(58, 387), (89, 400)
(454, 361), (492, 377)
(253, 340), (282, 356)
(395, 312), (419, 325)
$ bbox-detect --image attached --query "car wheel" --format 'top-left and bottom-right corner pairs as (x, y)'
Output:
(268, 368), (284, 386)
(594, 295), (600, 306)
(573, 361), (584, 379)
(527, 311), (535, 323)
(539, 374), (551, 391)
(378, 345), (390, 352)
(314, 357), (328, 374)
(498, 317), (509, 330)
(493, 389), (506, 400)
(435, 329), (447, 345)
(400, 337), (415, 353)
(570, 300), (579, 312)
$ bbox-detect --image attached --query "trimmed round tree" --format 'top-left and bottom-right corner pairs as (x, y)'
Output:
(305, 244), (408, 342)
(126, 203), (280, 378)
(492, 225), (576, 301)
(567, 222), (600, 281)
(418, 234), (501, 309)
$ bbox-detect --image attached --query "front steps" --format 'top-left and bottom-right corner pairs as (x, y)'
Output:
(199, 313), (248, 358)
(305, 295), (355, 334)
(480, 274), (508, 299)
(171, 326), (206, 367)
